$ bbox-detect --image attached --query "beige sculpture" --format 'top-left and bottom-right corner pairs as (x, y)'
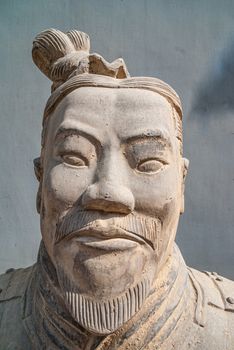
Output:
(0, 29), (234, 350)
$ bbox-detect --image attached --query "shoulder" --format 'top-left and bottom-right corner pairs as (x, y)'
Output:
(0, 265), (36, 350)
(188, 267), (234, 349)
(0, 265), (35, 302)
(189, 267), (234, 313)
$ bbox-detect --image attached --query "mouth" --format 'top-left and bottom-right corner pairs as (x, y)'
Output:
(60, 224), (147, 251)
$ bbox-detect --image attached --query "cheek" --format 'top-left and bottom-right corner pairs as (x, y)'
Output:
(42, 163), (94, 214)
(132, 165), (181, 218)
(41, 163), (95, 258)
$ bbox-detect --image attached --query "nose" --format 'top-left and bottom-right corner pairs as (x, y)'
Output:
(82, 181), (135, 214)
(81, 153), (135, 214)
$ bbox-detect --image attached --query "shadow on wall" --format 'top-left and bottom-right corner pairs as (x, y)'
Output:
(190, 39), (234, 117)
(178, 37), (234, 278)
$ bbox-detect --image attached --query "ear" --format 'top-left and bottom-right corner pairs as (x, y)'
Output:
(180, 157), (189, 214)
(33, 157), (42, 213)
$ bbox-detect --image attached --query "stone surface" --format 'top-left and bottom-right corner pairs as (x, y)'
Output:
(0, 28), (233, 349)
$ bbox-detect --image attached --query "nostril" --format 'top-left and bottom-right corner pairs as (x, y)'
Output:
(82, 182), (135, 214)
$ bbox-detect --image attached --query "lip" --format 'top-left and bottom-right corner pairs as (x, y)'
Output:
(61, 224), (145, 251)
(75, 236), (138, 251)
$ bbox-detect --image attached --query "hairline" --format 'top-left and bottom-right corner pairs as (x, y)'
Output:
(43, 75), (182, 120)
(41, 76), (183, 157)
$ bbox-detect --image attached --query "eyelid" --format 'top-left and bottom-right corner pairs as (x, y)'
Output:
(60, 152), (89, 167)
(136, 158), (168, 174)
(137, 157), (168, 166)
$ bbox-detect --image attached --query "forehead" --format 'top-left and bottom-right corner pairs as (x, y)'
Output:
(48, 87), (175, 139)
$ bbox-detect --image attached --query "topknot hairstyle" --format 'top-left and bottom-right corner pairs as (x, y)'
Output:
(32, 28), (183, 152)
(32, 28), (129, 92)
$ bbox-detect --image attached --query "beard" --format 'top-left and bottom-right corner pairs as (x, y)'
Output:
(58, 267), (151, 334)
(54, 210), (162, 334)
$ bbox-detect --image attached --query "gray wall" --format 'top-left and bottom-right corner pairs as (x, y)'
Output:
(0, 0), (233, 278)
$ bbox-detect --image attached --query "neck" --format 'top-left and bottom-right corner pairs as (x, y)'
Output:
(25, 242), (190, 350)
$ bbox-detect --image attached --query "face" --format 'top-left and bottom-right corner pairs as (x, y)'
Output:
(38, 87), (187, 333)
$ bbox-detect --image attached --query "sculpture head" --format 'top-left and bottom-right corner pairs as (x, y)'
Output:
(33, 29), (188, 334)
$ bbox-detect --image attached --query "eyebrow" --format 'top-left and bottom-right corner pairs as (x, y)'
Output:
(54, 121), (102, 147)
(123, 129), (172, 148)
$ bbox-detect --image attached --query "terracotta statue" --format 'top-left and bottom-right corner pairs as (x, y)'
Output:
(0, 29), (233, 350)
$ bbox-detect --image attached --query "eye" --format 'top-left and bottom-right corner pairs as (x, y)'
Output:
(137, 159), (166, 173)
(62, 154), (88, 167)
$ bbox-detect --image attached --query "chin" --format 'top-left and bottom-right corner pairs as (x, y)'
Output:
(53, 240), (157, 334)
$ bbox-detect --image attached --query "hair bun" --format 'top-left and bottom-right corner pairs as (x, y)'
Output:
(32, 28), (129, 91)
(32, 28), (90, 90)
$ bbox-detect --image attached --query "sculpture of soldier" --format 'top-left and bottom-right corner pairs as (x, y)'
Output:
(0, 29), (234, 350)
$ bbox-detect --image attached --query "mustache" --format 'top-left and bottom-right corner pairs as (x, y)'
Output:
(55, 210), (161, 251)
